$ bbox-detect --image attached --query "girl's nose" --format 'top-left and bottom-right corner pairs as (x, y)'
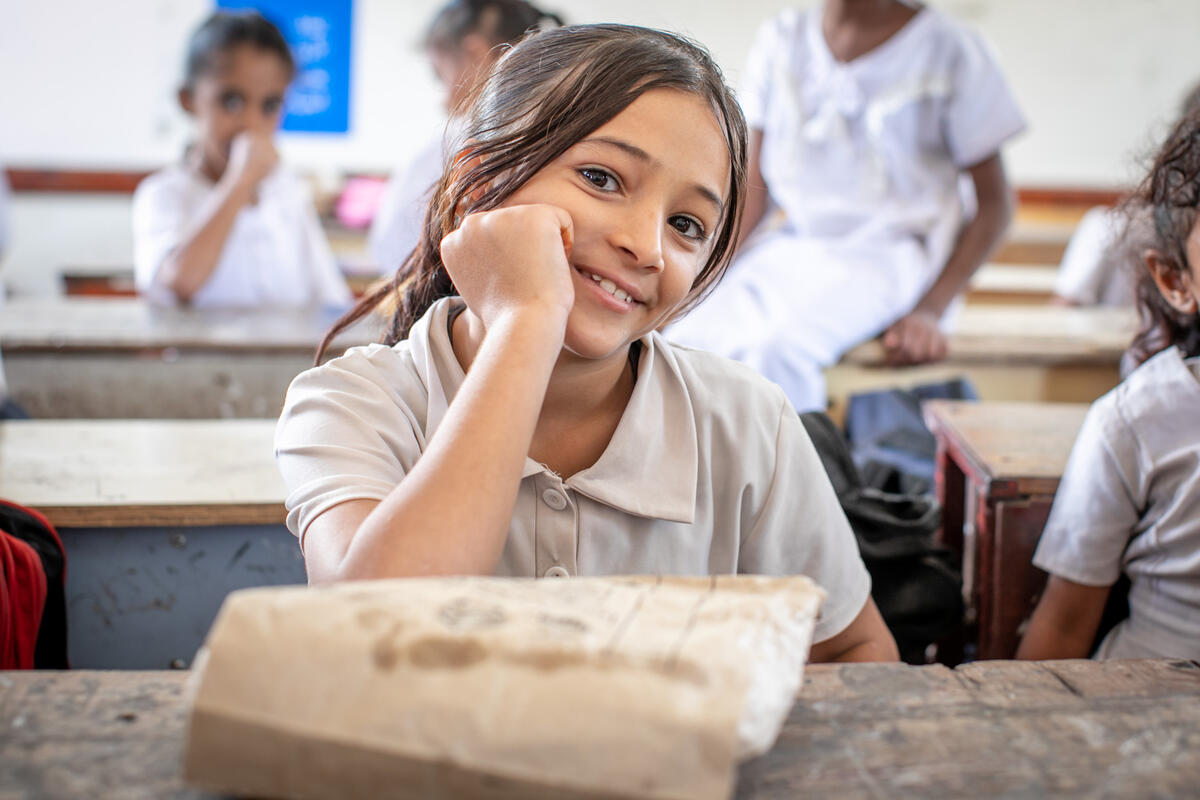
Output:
(610, 206), (665, 272)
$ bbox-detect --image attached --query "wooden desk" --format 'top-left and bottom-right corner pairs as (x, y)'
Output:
(2, 659), (1196, 799)
(0, 419), (305, 668)
(0, 296), (379, 418)
(965, 262), (1059, 305)
(828, 305), (1131, 417)
(923, 401), (1089, 661)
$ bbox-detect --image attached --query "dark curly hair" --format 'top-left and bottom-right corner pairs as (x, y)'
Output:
(317, 24), (748, 361)
(1126, 109), (1200, 367)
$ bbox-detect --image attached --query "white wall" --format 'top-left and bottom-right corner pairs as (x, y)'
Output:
(2, 0), (1199, 294)
(4, 0), (1199, 184)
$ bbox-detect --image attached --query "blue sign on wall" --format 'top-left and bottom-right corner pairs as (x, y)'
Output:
(216, 0), (352, 134)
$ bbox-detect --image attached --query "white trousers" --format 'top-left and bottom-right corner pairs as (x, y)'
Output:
(668, 230), (933, 412)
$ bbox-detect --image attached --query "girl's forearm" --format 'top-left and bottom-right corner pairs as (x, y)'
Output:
(335, 309), (566, 579)
(914, 154), (1013, 317)
(158, 175), (256, 301)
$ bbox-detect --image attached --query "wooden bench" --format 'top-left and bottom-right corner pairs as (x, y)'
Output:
(923, 400), (1089, 661)
(827, 304), (1133, 416)
(2, 659), (1196, 798)
(0, 296), (379, 418)
(0, 419), (305, 668)
(965, 262), (1060, 305)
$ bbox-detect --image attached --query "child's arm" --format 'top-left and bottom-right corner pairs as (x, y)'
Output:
(302, 204), (575, 583)
(155, 131), (278, 302)
(881, 152), (1014, 364)
(734, 130), (769, 254)
(1016, 575), (1112, 660)
(809, 597), (899, 663)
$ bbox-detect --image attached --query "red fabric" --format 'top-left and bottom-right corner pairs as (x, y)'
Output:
(0, 530), (47, 669)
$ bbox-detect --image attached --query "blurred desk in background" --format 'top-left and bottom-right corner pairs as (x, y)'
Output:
(0, 418), (302, 668)
(0, 296), (380, 418)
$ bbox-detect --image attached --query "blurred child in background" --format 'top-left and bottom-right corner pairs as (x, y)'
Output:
(668, 0), (1024, 412)
(133, 10), (351, 308)
(368, 0), (563, 274)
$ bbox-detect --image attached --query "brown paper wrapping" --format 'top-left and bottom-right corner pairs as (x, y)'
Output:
(183, 574), (824, 800)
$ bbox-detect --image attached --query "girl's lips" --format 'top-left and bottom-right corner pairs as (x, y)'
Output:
(573, 266), (640, 313)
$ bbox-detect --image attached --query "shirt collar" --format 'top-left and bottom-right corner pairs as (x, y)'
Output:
(408, 297), (698, 524)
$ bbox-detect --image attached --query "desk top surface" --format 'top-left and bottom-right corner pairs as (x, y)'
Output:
(924, 400), (1090, 492)
(1, 659), (1196, 799)
(0, 419), (285, 527)
(0, 296), (381, 353)
(845, 304), (1135, 367)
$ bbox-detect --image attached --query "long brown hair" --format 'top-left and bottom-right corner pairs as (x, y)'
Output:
(1127, 109), (1200, 367)
(318, 24), (748, 361)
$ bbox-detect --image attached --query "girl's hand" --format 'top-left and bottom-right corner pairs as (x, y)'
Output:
(440, 204), (576, 329)
(226, 130), (279, 188)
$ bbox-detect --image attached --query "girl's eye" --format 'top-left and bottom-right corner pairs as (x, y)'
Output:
(579, 168), (618, 192)
(262, 96), (283, 115)
(670, 215), (707, 241)
(219, 91), (245, 112)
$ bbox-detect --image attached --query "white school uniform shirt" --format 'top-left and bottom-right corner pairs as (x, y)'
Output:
(275, 297), (872, 643)
(1054, 206), (1139, 307)
(741, 4), (1026, 284)
(368, 118), (464, 274)
(132, 163), (352, 309)
(1033, 347), (1200, 660)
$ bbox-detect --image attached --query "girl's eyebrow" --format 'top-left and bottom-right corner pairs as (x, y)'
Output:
(579, 136), (725, 214)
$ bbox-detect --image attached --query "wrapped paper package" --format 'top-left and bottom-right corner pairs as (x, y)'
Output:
(183, 574), (825, 800)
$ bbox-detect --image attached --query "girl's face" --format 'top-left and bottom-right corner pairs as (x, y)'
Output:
(181, 44), (291, 178)
(500, 88), (730, 362)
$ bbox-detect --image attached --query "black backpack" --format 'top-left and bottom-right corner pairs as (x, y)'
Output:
(799, 412), (963, 664)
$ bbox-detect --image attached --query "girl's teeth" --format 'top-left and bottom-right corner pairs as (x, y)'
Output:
(584, 271), (634, 303)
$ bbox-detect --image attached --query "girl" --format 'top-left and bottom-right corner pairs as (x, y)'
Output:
(132, 11), (351, 308)
(276, 24), (898, 663)
(1018, 110), (1200, 660)
(666, 0), (1024, 412)
(369, 0), (563, 273)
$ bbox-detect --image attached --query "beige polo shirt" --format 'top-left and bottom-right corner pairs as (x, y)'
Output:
(275, 298), (871, 642)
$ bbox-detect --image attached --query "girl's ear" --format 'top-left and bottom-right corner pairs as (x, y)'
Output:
(178, 87), (195, 115)
(1146, 248), (1199, 314)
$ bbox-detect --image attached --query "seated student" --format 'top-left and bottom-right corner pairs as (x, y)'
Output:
(667, 0), (1024, 412)
(275, 24), (899, 663)
(1053, 84), (1200, 308)
(133, 11), (351, 308)
(1018, 110), (1200, 661)
(369, 0), (563, 274)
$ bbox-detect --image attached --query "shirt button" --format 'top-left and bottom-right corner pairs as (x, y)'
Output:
(544, 566), (570, 578)
(541, 488), (568, 511)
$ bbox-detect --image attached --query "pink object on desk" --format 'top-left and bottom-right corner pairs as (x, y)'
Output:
(335, 176), (388, 229)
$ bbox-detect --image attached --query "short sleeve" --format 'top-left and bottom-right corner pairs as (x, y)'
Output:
(942, 28), (1026, 168)
(738, 15), (783, 131)
(738, 397), (872, 643)
(1054, 207), (1122, 304)
(131, 173), (190, 305)
(1032, 396), (1143, 586)
(274, 345), (428, 548)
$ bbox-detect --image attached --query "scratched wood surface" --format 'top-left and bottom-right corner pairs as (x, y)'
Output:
(844, 304), (1135, 367)
(0, 296), (379, 354)
(1, 660), (1197, 799)
(0, 420), (285, 527)
(924, 400), (1089, 494)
